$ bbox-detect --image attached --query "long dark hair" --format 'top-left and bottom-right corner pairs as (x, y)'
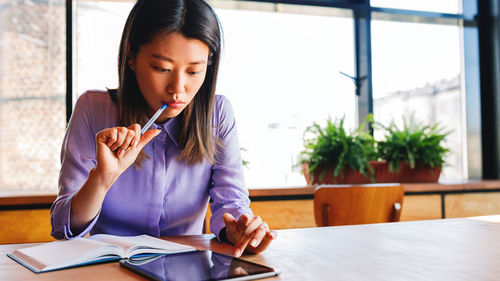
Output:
(117, 0), (222, 166)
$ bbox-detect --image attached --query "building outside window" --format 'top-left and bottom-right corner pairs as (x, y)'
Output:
(371, 19), (464, 181)
(0, 0), (66, 191)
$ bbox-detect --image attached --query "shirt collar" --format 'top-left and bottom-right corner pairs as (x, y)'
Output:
(149, 115), (179, 146)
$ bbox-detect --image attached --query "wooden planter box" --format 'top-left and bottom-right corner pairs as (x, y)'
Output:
(303, 161), (441, 185)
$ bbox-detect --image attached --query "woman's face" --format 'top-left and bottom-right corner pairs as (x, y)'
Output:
(129, 32), (210, 123)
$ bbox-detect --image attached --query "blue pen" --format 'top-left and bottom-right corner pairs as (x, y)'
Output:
(141, 104), (168, 135)
(124, 104), (167, 153)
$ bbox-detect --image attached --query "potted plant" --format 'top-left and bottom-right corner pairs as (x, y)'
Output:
(376, 117), (450, 182)
(300, 117), (377, 184)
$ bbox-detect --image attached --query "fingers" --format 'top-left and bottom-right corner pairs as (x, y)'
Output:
(96, 124), (159, 158)
(236, 214), (251, 228)
(93, 125), (160, 180)
(128, 124), (141, 148)
(224, 213), (237, 227)
(98, 127), (132, 152)
(109, 127), (128, 151)
(136, 129), (161, 150)
(98, 128), (117, 147)
(222, 213), (239, 244)
(116, 128), (136, 157)
(249, 223), (268, 248)
(246, 229), (277, 255)
(96, 124), (161, 153)
(117, 124), (141, 154)
(233, 215), (263, 257)
(223, 213), (277, 257)
(222, 213), (250, 245)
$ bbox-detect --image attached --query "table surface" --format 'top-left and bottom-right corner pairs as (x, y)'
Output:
(1, 215), (500, 280)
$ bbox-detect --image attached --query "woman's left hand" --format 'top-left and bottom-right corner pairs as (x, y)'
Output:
(223, 213), (277, 257)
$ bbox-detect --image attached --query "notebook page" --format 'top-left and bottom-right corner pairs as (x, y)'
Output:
(90, 234), (195, 257)
(13, 238), (120, 271)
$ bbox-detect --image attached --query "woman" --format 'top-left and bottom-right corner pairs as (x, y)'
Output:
(51, 0), (275, 257)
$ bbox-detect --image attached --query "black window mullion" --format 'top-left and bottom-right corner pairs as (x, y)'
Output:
(354, 5), (373, 134)
(477, 0), (498, 179)
(65, 0), (73, 124)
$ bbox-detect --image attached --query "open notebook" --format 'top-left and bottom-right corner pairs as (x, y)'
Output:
(7, 234), (196, 273)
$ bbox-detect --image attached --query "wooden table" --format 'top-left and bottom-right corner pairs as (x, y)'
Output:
(1, 215), (500, 280)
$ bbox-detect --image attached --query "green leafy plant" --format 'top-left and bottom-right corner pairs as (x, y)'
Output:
(301, 116), (377, 182)
(240, 146), (249, 168)
(376, 117), (450, 173)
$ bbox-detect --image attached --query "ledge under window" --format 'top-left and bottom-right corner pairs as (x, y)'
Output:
(2, 180), (500, 209)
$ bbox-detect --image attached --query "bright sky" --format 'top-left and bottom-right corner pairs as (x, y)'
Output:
(371, 20), (461, 97)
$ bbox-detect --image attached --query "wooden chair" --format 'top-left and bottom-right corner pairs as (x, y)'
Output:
(314, 183), (404, 227)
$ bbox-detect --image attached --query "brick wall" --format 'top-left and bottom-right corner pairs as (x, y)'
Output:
(0, 0), (65, 190)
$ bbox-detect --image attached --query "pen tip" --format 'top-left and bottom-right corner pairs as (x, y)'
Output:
(161, 104), (167, 109)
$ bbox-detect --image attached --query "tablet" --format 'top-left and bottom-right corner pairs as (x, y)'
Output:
(119, 250), (280, 281)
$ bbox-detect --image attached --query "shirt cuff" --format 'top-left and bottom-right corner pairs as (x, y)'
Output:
(63, 208), (101, 239)
(59, 192), (101, 239)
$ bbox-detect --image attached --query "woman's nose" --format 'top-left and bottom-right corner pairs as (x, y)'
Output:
(167, 71), (186, 94)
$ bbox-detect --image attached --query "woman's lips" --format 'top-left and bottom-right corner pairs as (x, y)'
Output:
(165, 102), (184, 109)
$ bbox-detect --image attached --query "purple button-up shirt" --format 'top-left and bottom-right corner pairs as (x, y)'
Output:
(50, 90), (251, 240)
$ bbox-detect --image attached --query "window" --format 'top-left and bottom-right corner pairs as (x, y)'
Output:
(215, 3), (355, 188)
(0, 0), (483, 192)
(0, 0), (66, 191)
(73, 1), (356, 188)
(371, 19), (464, 180)
(74, 1), (132, 95)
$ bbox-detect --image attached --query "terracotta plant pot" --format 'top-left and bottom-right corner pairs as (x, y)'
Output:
(399, 162), (441, 183)
(303, 161), (441, 184)
(371, 161), (401, 183)
(304, 162), (379, 185)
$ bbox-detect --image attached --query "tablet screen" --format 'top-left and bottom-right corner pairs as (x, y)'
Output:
(119, 250), (279, 281)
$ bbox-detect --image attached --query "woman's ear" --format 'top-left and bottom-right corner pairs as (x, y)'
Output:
(207, 52), (213, 65)
(127, 57), (136, 71)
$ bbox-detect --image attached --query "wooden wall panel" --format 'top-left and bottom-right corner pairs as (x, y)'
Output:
(250, 200), (316, 229)
(205, 200), (316, 232)
(400, 195), (442, 221)
(207, 196), (442, 232)
(445, 192), (500, 218)
(248, 196), (442, 229)
(0, 209), (54, 244)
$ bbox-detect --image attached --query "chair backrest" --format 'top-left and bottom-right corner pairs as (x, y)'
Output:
(313, 184), (404, 227)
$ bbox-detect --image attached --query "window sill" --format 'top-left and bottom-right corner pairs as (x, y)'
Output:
(2, 180), (500, 207)
(0, 190), (57, 208)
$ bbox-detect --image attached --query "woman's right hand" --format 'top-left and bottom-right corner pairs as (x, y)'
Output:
(93, 124), (160, 189)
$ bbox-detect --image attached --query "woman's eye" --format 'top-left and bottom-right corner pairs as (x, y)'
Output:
(153, 66), (170, 72)
(188, 70), (201, 75)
